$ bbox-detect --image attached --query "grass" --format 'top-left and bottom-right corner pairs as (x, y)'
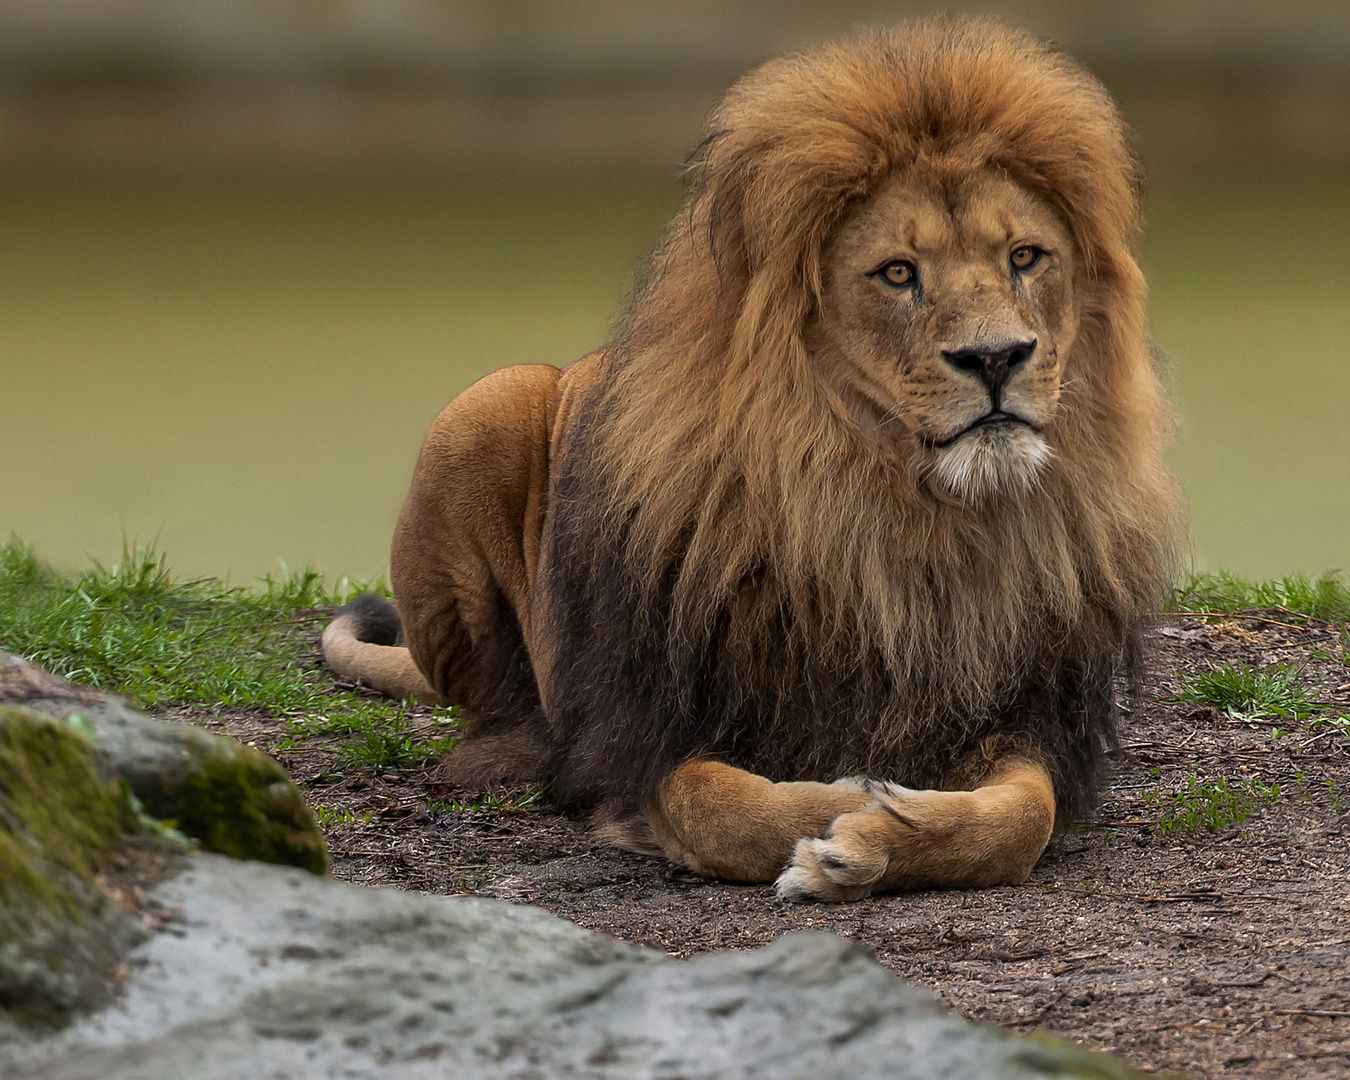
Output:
(337, 725), (458, 771)
(311, 806), (374, 829)
(0, 537), (459, 772)
(1165, 569), (1350, 736)
(1167, 571), (1350, 624)
(1307, 714), (1350, 741)
(1143, 774), (1280, 837)
(426, 787), (548, 817)
(1173, 661), (1313, 720)
(5, 542), (1344, 775)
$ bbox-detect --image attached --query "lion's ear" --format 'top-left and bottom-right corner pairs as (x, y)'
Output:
(695, 149), (751, 283)
(692, 132), (885, 363)
(698, 134), (880, 279)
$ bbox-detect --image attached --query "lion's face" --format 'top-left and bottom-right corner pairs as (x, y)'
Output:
(814, 167), (1080, 500)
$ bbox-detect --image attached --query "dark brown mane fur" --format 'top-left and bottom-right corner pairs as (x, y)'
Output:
(535, 18), (1181, 825)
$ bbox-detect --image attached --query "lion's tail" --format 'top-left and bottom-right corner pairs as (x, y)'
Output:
(321, 594), (441, 703)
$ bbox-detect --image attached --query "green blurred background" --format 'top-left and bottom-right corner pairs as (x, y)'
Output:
(1, 0), (1347, 584)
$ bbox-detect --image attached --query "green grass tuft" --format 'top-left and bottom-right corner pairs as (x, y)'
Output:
(0, 538), (451, 773)
(1143, 774), (1279, 836)
(1173, 661), (1312, 720)
(427, 787), (548, 817)
(0, 538), (365, 710)
(336, 725), (458, 771)
(311, 805), (373, 829)
(1167, 571), (1350, 623)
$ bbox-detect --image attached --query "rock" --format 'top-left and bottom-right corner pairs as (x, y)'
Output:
(0, 655), (1168, 1077)
(2, 851), (1168, 1080)
(0, 705), (143, 1036)
(0, 651), (325, 874)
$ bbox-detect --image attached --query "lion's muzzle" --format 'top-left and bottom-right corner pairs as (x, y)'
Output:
(941, 338), (1037, 403)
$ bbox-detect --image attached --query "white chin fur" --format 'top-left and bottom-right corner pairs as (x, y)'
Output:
(932, 423), (1051, 501)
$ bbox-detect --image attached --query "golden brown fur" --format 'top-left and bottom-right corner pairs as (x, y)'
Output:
(595, 24), (1172, 743)
(323, 18), (1181, 902)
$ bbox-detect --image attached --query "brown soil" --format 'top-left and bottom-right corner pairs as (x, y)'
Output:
(168, 613), (1350, 1079)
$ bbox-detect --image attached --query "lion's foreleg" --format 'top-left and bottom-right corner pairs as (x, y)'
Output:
(644, 761), (875, 883)
(774, 759), (1056, 902)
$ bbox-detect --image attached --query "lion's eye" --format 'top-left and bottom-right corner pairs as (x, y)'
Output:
(876, 260), (916, 287)
(1010, 245), (1043, 271)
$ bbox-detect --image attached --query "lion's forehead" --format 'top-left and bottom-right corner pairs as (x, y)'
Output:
(838, 168), (1071, 267)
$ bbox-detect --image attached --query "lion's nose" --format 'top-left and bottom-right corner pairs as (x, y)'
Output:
(942, 339), (1036, 401)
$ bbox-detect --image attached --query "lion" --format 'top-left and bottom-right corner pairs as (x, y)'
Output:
(322, 18), (1181, 902)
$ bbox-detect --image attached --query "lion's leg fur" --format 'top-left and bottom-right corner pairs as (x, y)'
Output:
(636, 761), (876, 882)
(319, 596), (555, 789)
(639, 758), (1055, 901)
(776, 759), (1056, 902)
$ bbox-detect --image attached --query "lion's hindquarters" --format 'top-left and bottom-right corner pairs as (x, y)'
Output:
(392, 363), (565, 698)
(384, 363), (581, 789)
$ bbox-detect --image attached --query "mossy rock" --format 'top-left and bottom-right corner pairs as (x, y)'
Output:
(1, 651), (326, 875)
(130, 725), (328, 875)
(0, 705), (141, 1032)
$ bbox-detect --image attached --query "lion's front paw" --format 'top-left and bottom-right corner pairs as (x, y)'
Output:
(774, 804), (897, 903)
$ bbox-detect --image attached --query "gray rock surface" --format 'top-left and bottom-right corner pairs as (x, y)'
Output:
(2, 852), (1159, 1080)
(0, 652), (1167, 1078)
(0, 650), (326, 872)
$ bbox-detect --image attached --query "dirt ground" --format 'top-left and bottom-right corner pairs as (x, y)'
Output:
(173, 612), (1350, 1079)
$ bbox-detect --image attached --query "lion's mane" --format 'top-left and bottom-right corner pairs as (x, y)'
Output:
(538, 19), (1181, 825)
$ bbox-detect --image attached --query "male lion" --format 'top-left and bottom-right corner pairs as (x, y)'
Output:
(323, 19), (1180, 902)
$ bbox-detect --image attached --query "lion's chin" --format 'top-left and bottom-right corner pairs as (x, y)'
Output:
(931, 422), (1051, 501)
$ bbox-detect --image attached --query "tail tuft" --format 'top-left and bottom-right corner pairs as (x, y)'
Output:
(322, 593), (437, 701)
(337, 593), (403, 646)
